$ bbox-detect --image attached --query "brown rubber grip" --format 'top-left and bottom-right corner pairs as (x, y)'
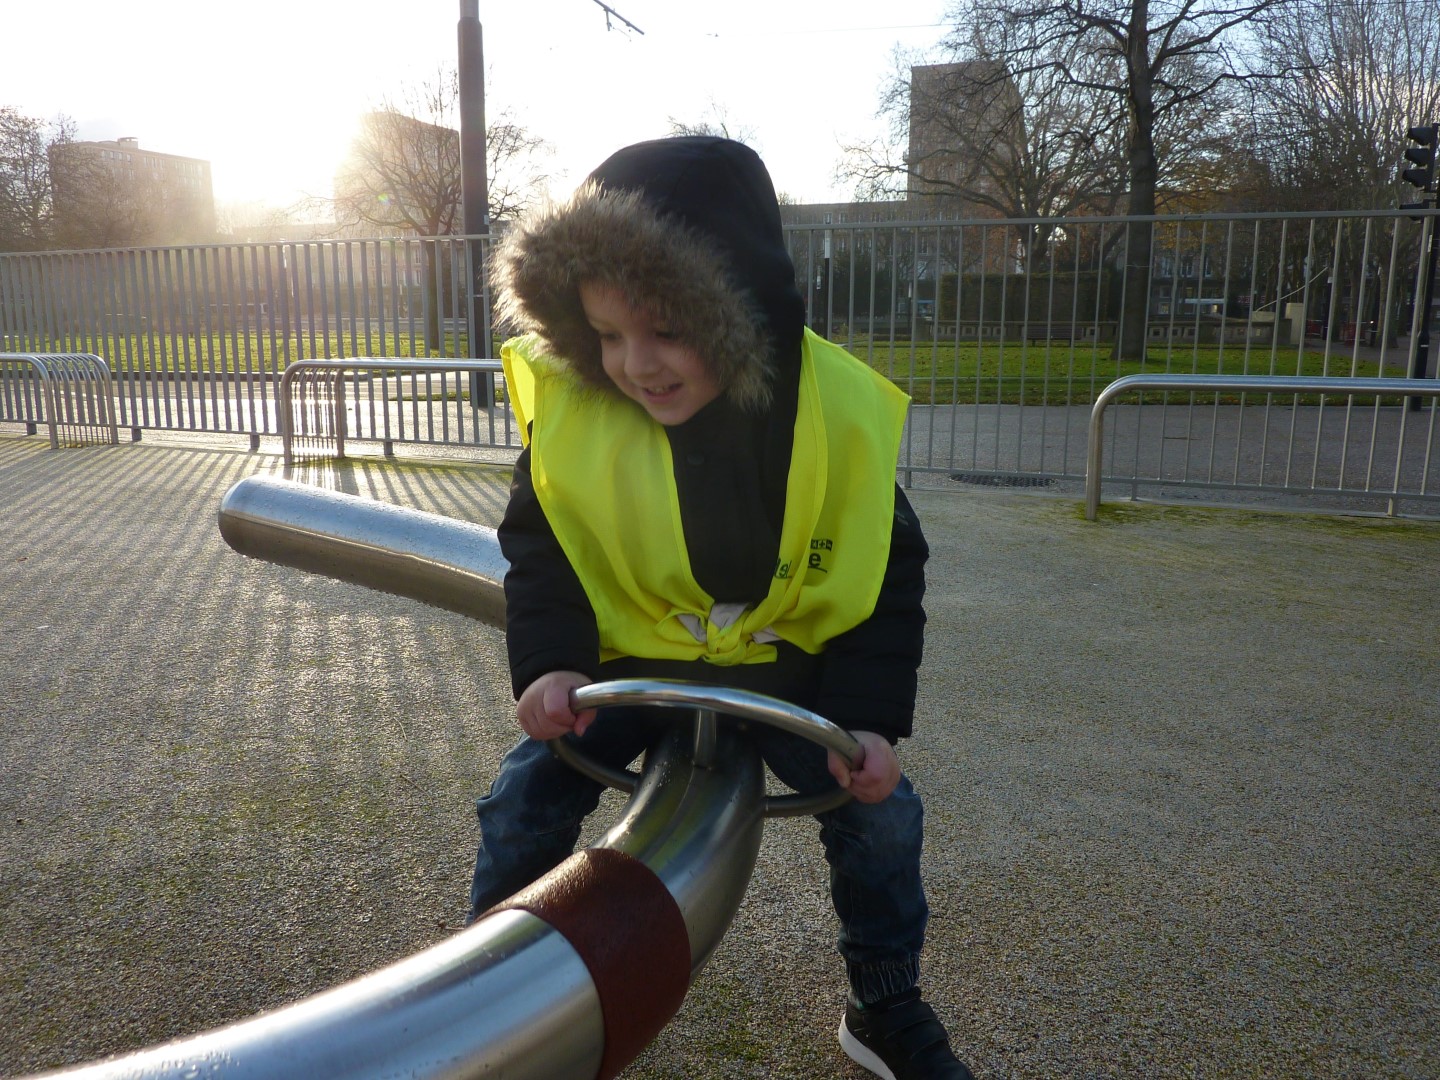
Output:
(489, 847), (692, 1080)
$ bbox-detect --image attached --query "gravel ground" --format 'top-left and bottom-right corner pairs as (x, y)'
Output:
(0, 432), (1437, 1079)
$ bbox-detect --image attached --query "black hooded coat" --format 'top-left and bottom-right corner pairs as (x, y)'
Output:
(493, 137), (928, 743)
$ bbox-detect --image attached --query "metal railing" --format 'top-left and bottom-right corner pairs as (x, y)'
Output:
(1086, 374), (1440, 518)
(0, 352), (118, 448)
(278, 358), (505, 466)
(3, 208), (1438, 514)
(0, 236), (496, 445)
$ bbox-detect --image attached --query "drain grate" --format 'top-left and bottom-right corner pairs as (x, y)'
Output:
(948, 473), (1057, 489)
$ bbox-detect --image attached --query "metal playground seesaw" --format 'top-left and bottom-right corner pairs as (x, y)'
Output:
(25, 475), (861, 1080)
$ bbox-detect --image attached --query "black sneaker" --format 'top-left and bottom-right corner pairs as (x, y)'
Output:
(838, 991), (975, 1079)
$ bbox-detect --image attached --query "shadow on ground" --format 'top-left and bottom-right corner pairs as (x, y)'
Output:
(1, 433), (1436, 1078)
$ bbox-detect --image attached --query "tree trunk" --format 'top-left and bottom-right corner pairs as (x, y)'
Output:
(1112, 0), (1158, 361)
(421, 240), (441, 352)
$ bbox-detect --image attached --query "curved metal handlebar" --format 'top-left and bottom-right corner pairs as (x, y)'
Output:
(551, 679), (863, 819)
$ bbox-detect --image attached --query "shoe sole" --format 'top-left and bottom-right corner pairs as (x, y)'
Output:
(838, 1017), (898, 1080)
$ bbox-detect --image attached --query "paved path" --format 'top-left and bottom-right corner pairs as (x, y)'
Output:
(1, 433), (1437, 1078)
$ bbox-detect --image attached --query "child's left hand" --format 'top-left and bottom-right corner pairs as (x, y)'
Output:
(826, 731), (901, 804)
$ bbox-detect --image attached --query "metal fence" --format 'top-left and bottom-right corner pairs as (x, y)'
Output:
(2, 208), (1437, 514)
(0, 236), (494, 448)
(0, 352), (119, 449)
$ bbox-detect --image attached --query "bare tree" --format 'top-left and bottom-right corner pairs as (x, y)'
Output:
(40, 132), (216, 250)
(215, 199), (311, 242)
(49, 152), (168, 250)
(1240, 0), (1440, 212)
(848, 42), (1127, 209)
(946, 0), (1294, 356)
(333, 69), (549, 236)
(0, 108), (73, 251)
(667, 100), (760, 146)
(333, 69), (550, 348)
(1224, 0), (1440, 339)
(840, 5), (1244, 283)
(336, 108), (462, 239)
(840, 31), (1129, 270)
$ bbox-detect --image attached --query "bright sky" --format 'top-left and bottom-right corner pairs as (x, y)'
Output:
(5, 0), (951, 216)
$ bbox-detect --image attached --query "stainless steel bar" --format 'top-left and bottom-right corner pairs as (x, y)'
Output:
(1213, 219), (1236, 397)
(1325, 217), (1375, 490)
(217, 248), (238, 435)
(333, 371), (347, 459)
(1086, 374), (1440, 519)
(35, 715), (767, 1080)
(276, 359), (503, 465)
(218, 475), (510, 626)
(944, 224), (962, 474)
(1267, 218), (1301, 486)
(0, 353), (116, 447)
(971, 226), (988, 469)
(559, 679), (861, 819)
(77, 476), (778, 1080)
(26, 353), (57, 446)
(278, 362), (296, 467)
(1363, 225), (1404, 487)
(593, 722), (765, 974)
(1227, 220), (1261, 483)
(29, 253), (53, 352)
(572, 679), (860, 767)
(1297, 219), (1322, 488)
(387, 240), (402, 361)
(146, 249), (170, 427)
(1179, 221), (1213, 483)
(82, 352), (118, 444)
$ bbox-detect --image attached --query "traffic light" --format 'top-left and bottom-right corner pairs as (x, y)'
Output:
(1401, 123), (1437, 209)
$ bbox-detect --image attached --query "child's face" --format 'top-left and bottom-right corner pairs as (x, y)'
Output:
(580, 282), (721, 425)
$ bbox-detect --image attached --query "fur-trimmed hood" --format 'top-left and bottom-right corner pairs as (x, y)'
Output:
(491, 137), (805, 412)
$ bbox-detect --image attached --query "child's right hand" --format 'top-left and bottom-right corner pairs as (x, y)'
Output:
(516, 670), (597, 741)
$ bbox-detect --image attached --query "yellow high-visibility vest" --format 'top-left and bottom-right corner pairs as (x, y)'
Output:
(502, 329), (908, 665)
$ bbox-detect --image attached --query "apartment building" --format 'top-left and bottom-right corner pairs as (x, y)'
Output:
(50, 136), (215, 247)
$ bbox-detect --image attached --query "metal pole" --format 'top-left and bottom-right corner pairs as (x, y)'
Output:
(458, 0), (495, 406)
(458, 0), (488, 240)
(1407, 212), (1437, 410)
(217, 476), (510, 627)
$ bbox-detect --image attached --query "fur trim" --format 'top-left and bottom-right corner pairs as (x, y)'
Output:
(492, 182), (774, 411)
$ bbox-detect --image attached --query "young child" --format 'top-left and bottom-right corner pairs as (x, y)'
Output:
(470, 136), (973, 1080)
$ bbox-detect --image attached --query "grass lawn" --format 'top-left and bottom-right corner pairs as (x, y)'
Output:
(847, 337), (1407, 406)
(8, 330), (482, 377)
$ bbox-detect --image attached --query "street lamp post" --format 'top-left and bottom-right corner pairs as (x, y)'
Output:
(458, 0), (494, 403)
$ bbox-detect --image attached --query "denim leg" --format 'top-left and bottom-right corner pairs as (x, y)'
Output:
(468, 709), (659, 921)
(755, 726), (929, 1006)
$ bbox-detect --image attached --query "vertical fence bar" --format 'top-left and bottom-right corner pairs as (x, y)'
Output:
(119, 249), (141, 432)
(178, 247), (198, 429)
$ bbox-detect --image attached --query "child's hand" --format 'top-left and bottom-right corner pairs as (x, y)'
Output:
(516, 670), (597, 741)
(826, 730), (902, 804)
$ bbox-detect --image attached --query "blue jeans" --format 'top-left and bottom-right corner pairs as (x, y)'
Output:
(469, 709), (928, 1006)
